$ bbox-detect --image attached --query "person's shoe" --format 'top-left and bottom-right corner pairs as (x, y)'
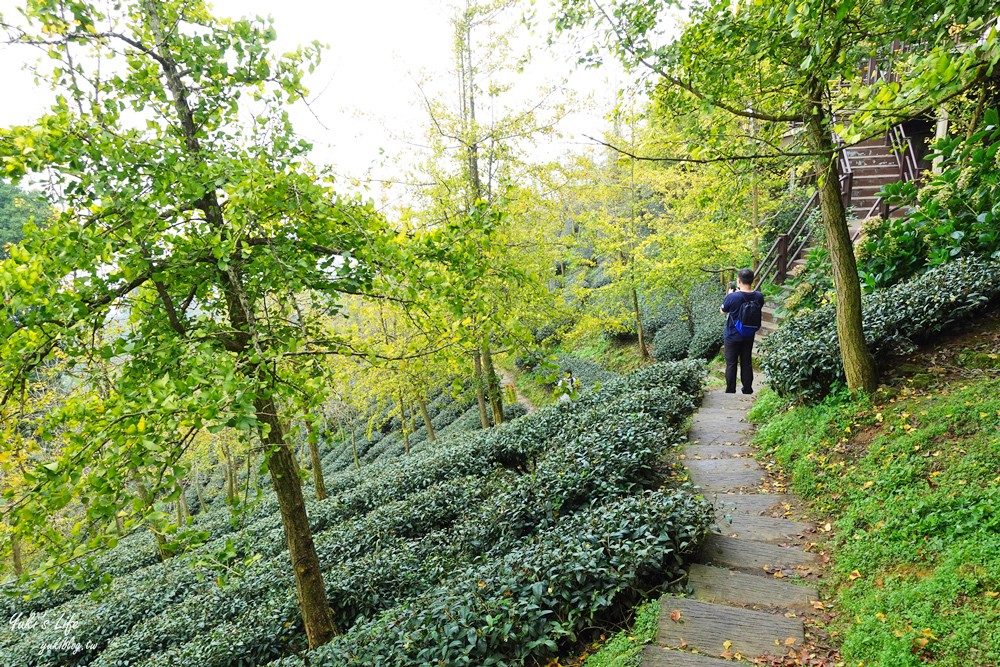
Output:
(725, 389), (736, 394)
(742, 388), (754, 394)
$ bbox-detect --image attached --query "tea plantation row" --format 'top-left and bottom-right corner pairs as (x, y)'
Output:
(0, 359), (711, 667)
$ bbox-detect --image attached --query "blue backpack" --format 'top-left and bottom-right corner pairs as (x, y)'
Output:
(733, 293), (762, 336)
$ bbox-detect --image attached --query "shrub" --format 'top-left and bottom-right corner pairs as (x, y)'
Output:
(551, 354), (618, 391)
(761, 256), (1000, 400)
(858, 109), (1000, 289)
(651, 324), (692, 361)
(3, 361), (708, 667)
(686, 280), (724, 360)
(295, 490), (712, 667)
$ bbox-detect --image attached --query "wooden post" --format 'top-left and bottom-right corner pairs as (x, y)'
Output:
(776, 234), (789, 283)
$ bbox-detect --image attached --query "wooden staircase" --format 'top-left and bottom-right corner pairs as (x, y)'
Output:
(753, 126), (925, 329)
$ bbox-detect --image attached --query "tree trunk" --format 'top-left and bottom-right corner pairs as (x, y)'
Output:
(482, 336), (504, 425)
(417, 397), (436, 443)
(174, 491), (184, 526)
(397, 388), (411, 455)
(350, 428), (360, 470)
(473, 350), (490, 428)
(805, 109), (878, 394)
(134, 478), (171, 561)
(11, 530), (22, 576)
(304, 419), (328, 500)
(255, 391), (337, 647)
(223, 445), (236, 505)
(244, 451), (254, 506)
(631, 286), (649, 359)
(193, 468), (208, 514)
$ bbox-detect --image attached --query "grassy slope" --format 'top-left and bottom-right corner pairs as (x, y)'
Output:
(748, 311), (1000, 667)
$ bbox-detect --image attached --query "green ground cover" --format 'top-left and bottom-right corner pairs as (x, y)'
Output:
(749, 376), (1000, 667)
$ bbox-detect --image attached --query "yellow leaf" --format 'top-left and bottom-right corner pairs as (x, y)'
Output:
(849, 569), (862, 580)
(137, 416), (146, 433)
(723, 639), (732, 650)
(785, 637), (797, 645)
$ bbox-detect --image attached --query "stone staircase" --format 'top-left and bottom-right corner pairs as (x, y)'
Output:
(642, 379), (822, 666)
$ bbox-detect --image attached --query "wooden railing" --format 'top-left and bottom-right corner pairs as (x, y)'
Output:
(753, 146), (854, 289)
(861, 124), (921, 222)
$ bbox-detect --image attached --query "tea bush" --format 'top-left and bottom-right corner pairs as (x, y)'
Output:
(278, 490), (711, 667)
(686, 280), (724, 360)
(761, 256), (1000, 399)
(651, 324), (692, 361)
(1, 360), (709, 667)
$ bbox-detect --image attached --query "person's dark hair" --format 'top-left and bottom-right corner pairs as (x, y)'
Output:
(737, 268), (755, 286)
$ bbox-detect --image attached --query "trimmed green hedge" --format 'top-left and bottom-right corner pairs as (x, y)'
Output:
(651, 324), (692, 361)
(761, 257), (1000, 399)
(1, 361), (710, 667)
(686, 281), (724, 360)
(273, 490), (711, 667)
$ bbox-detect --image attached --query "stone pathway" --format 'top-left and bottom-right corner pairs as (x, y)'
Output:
(499, 369), (537, 414)
(643, 377), (821, 666)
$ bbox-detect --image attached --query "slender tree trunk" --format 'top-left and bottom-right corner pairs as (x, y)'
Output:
(417, 397), (436, 443)
(244, 451), (254, 505)
(631, 286), (649, 359)
(482, 336), (504, 425)
(174, 488), (184, 526)
(805, 105), (878, 394)
(141, 1), (333, 647)
(193, 468), (208, 514)
(397, 388), (411, 455)
(255, 391), (337, 647)
(11, 530), (22, 576)
(350, 428), (360, 470)
(134, 477), (171, 561)
(223, 445), (236, 505)
(304, 419), (328, 500)
(473, 350), (490, 428)
(115, 513), (124, 534)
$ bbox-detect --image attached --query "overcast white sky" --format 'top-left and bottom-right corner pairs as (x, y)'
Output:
(0, 0), (632, 208)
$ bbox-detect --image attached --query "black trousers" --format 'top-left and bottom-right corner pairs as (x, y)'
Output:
(724, 338), (754, 393)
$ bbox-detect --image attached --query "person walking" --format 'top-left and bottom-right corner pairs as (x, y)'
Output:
(720, 268), (765, 394)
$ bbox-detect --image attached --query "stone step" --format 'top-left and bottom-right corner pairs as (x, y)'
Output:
(686, 460), (765, 493)
(687, 431), (749, 446)
(656, 597), (805, 659)
(699, 397), (756, 412)
(642, 646), (743, 667)
(683, 444), (754, 460)
(698, 534), (819, 571)
(852, 172), (900, 186)
(711, 493), (793, 516)
(712, 512), (814, 543)
(844, 145), (894, 157)
(850, 161), (900, 174)
(850, 138), (890, 149)
(687, 564), (818, 610)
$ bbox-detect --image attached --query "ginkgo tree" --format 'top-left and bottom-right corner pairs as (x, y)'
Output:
(0, 0), (494, 648)
(405, 0), (567, 421)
